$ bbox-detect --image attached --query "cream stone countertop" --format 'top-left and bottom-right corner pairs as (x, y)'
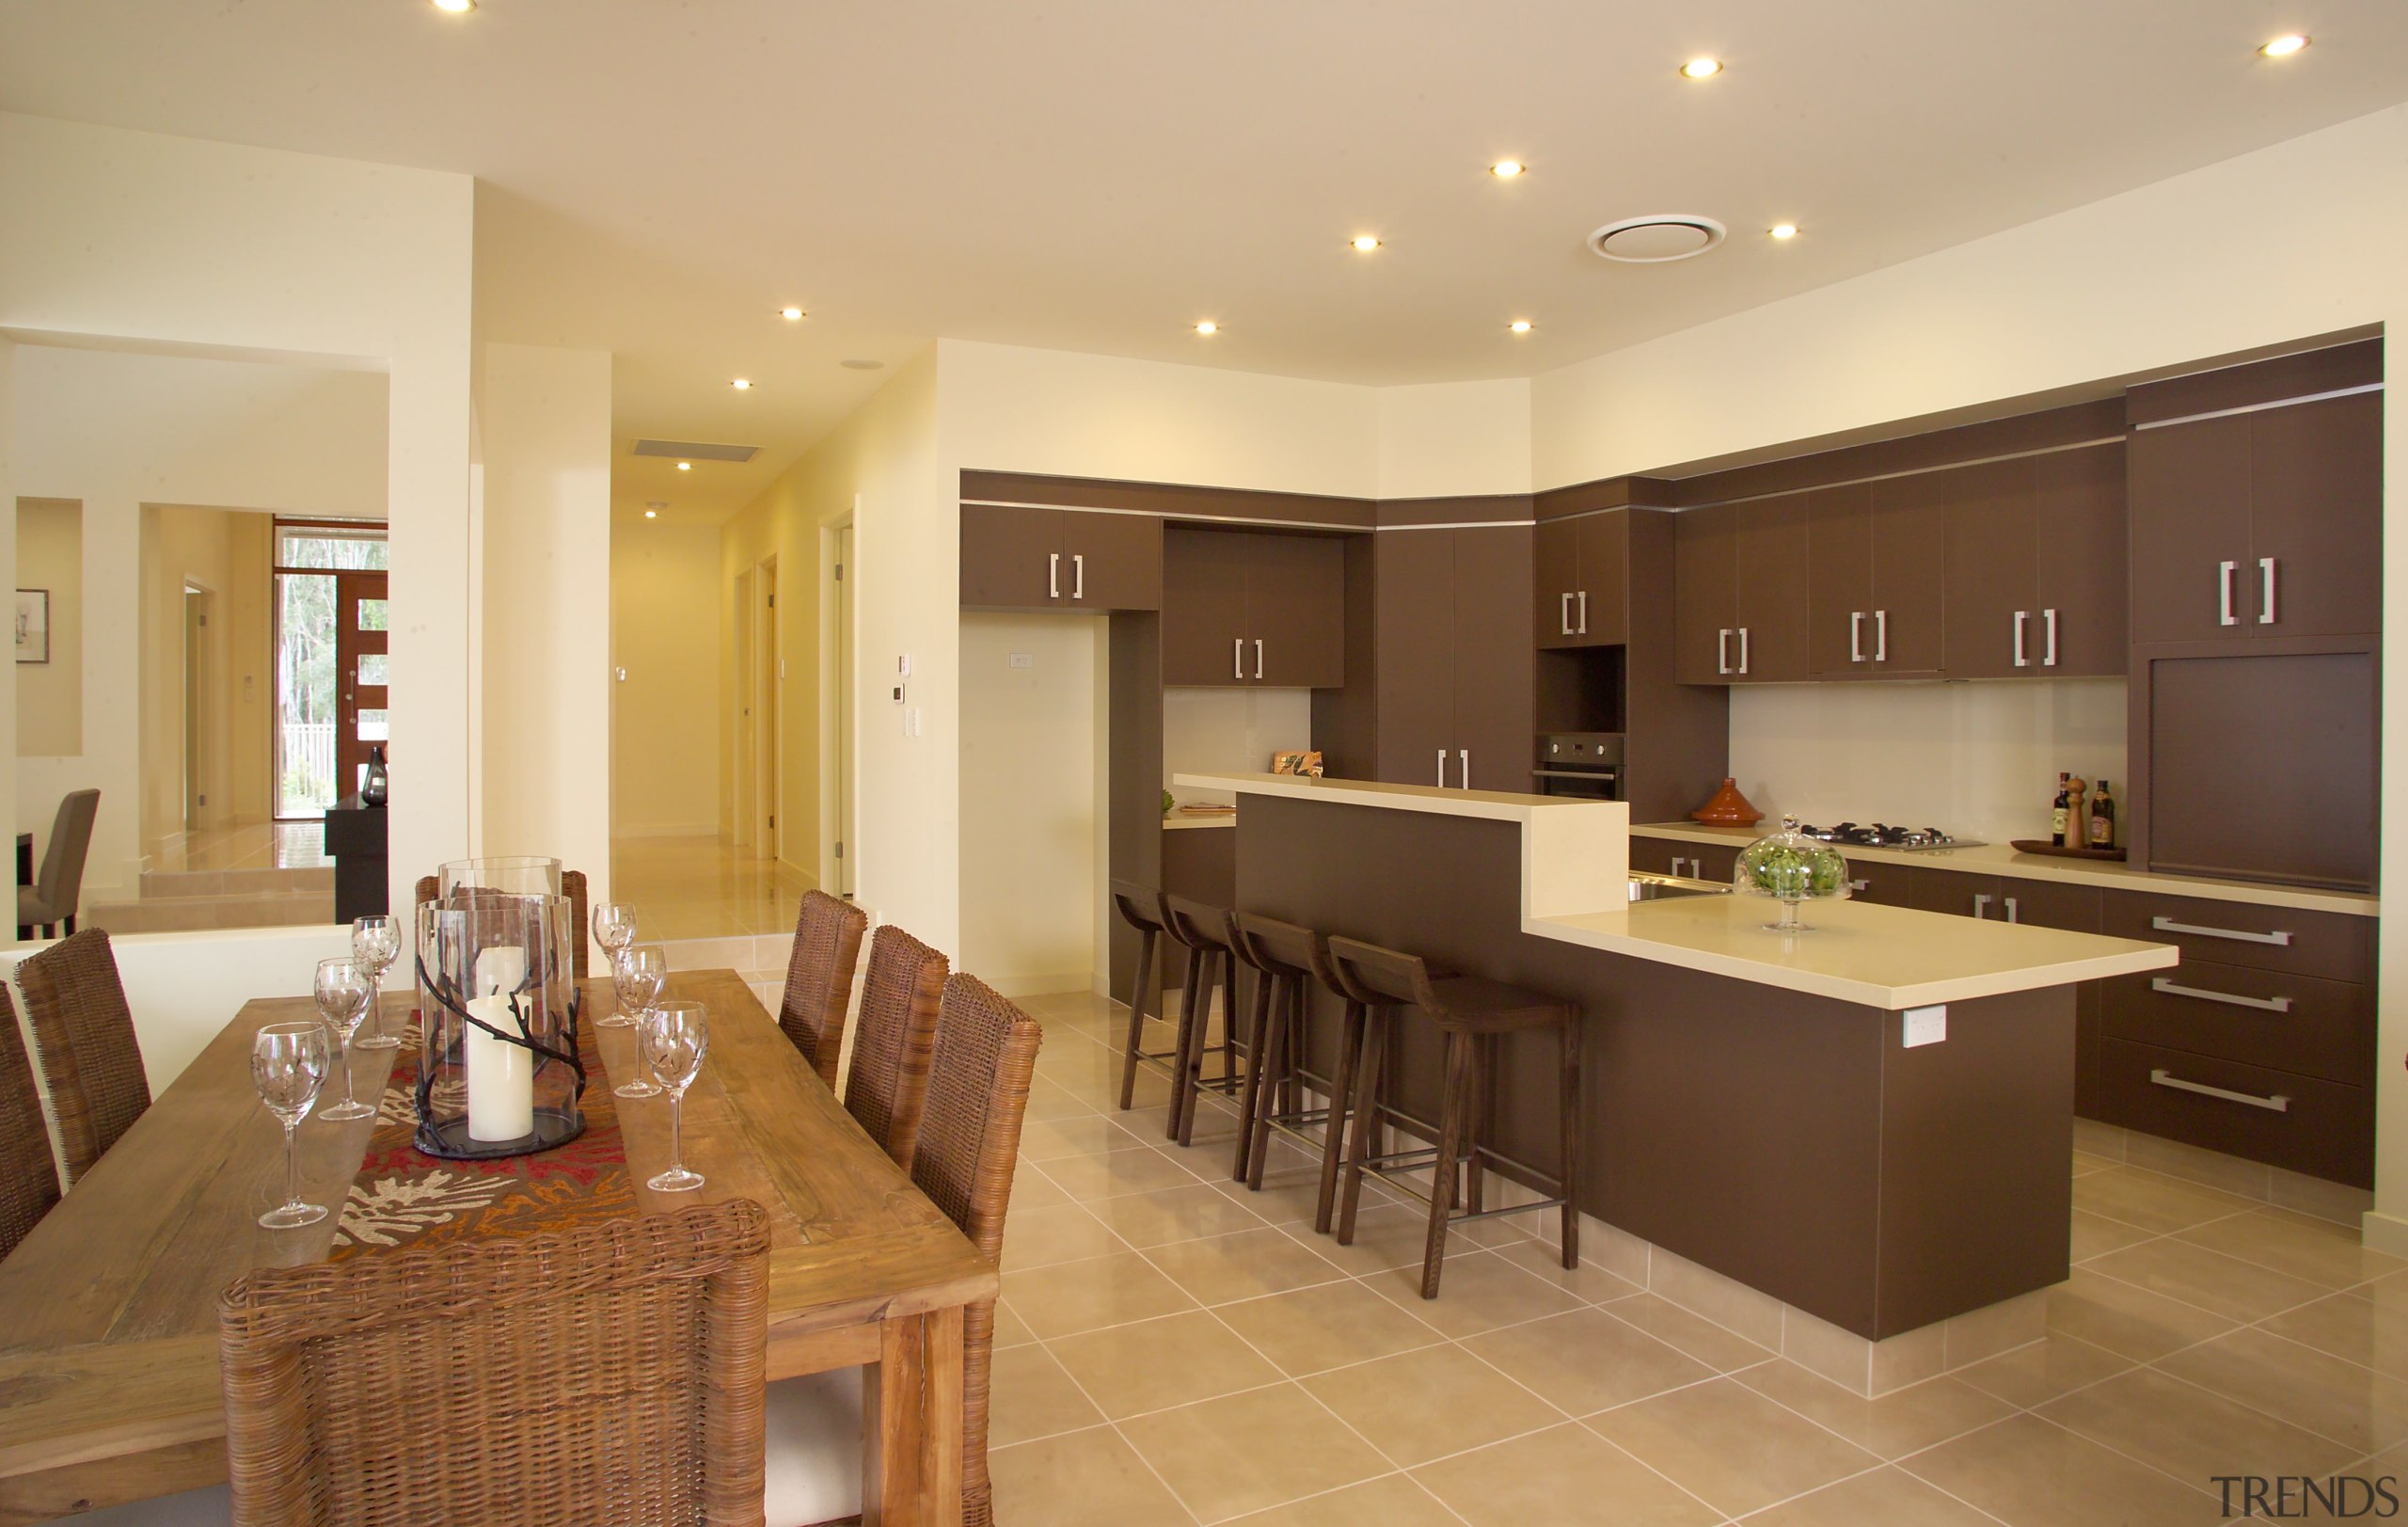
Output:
(1631, 821), (2378, 917)
(1179, 772), (2177, 1011)
(1163, 813), (1236, 831)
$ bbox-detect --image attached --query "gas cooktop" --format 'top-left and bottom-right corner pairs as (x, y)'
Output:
(1795, 822), (1984, 851)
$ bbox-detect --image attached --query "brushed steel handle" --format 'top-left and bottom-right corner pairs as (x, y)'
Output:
(1849, 612), (1864, 663)
(1254, 638), (1263, 679)
(1874, 609), (1888, 662)
(1049, 551), (1060, 599)
(1972, 893), (1990, 919)
(2043, 608), (2058, 667)
(2004, 896), (2019, 924)
(1560, 593), (1574, 637)
(2152, 977), (2293, 1014)
(1234, 638), (1244, 680)
(1717, 628), (1732, 676)
(2150, 1068), (2289, 1113)
(2013, 611), (2029, 667)
(1073, 552), (1085, 599)
(2151, 915), (2292, 947)
(1458, 748), (1469, 787)
(1847, 879), (1870, 893)
(1577, 591), (1589, 636)
(1437, 749), (1448, 787)
(2258, 557), (2277, 625)
(1736, 627), (1750, 675)
(2218, 560), (2238, 626)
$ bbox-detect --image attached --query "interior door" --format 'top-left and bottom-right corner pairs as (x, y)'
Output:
(334, 571), (388, 801)
(1450, 524), (1536, 790)
(1246, 533), (1345, 687)
(1373, 529), (1456, 786)
(835, 526), (855, 898)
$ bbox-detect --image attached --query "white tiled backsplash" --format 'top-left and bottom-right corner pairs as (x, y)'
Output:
(1163, 687), (1317, 808)
(1725, 678), (2128, 845)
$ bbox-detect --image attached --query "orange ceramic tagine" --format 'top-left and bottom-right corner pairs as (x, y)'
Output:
(1691, 777), (1763, 827)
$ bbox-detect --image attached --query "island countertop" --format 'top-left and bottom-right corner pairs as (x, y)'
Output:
(1173, 772), (2176, 1010)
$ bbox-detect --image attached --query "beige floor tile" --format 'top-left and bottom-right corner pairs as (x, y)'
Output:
(1001, 1251), (1197, 1340)
(988, 1342), (1108, 1446)
(1001, 1201), (1128, 1270)
(2072, 1149), (2124, 1176)
(1212, 1280), (1446, 1377)
(1463, 1308), (1716, 1416)
(1005, 1160), (1072, 1212)
(2038, 1365), (2359, 1486)
(1034, 1143), (1208, 1201)
(2261, 1290), (2408, 1380)
(1143, 1227), (1348, 1306)
(1303, 1344), (1561, 1468)
(1046, 1310), (1285, 1420)
(1228, 1164), (1413, 1230)
(1360, 1249), (1586, 1340)
(2072, 1167), (2257, 1235)
(2070, 1209), (2159, 1263)
(988, 1424), (1191, 1527)
(2157, 1327), (2408, 1456)
(1902, 1414), (2217, 1527)
(2083, 1235), (2331, 1323)
(1300, 1201), (1496, 1277)
(1022, 1074), (1103, 1122)
(1954, 1332), (2135, 1408)
(1484, 1233), (1645, 1303)
(1019, 1112), (1150, 1162)
(1119, 1382), (1391, 1524)
(2175, 1207), (2408, 1291)
(1603, 1293), (1779, 1373)
(1733, 1361), (2014, 1460)
(1220, 1472), (1459, 1527)
(1584, 1376), (1881, 1519)
(1083, 1183), (1274, 1249)
(1743, 1465), (2002, 1527)
(2044, 1267), (2237, 1360)
(1416, 1422), (1721, 1527)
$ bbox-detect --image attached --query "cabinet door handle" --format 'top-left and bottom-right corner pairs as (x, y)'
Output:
(1458, 749), (1469, 787)
(1233, 638), (1244, 680)
(2149, 1068), (2290, 1113)
(2012, 611), (2029, 668)
(2218, 561), (2238, 626)
(2258, 557), (2277, 625)
(2149, 915), (2292, 946)
(1847, 879), (1870, 893)
(2004, 897), (2019, 924)
(2043, 608), (2058, 667)
(1671, 856), (1690, 878)
(1717, 628), (1732, 676)
(1072, 552), (1085, 600)
(1577, 591), (1589, 636)
(1972, 893), (1990, 919)
(1436, 749), (1449, 787)
(1737, 627), (1750, 675)
(1049, 551), (1060, 599)
(1874, 609), (1888, 662)
(1560, 592), (1574, 637)
(1254, 638), (1264, 679)
(1849, 612), (1864, 663)
(2151, 977), (2293, 1014)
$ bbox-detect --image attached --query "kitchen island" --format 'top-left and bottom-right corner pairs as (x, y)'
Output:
(1176, 771), (2177, 1380)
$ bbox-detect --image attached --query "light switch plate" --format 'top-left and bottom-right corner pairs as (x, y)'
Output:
(1903, 1006), (1947, 1048)
(1008, 652), (1034, 669)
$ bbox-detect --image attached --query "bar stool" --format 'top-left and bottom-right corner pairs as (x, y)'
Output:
(1227, 913), (1350, 1198)
(1160, 894), (1246, 1148)
(1109, 881), (1181, 1116)
(1326, 936), (1580, 1299)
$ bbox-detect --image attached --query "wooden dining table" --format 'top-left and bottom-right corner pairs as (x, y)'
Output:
(0, 968), (996, 1527)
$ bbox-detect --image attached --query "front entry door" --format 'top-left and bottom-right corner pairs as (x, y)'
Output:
(335, 572), (389, 800)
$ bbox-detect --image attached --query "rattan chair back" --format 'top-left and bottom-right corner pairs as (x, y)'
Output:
(219, 1199), (772, 1527)
(846, 924), (947, 1169)
(779, 890), (868, 1090)
(17, 929), (148, 1186)
(0, 987), (60, 1260)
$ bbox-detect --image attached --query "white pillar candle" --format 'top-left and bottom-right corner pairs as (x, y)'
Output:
(465, 993), (535, 1141)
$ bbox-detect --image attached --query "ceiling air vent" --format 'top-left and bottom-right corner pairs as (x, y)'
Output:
(631, 438), (759, 463)
(1589, 215), (1726, 263)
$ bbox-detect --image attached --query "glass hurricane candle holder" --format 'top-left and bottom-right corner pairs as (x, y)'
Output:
(413, 885), (585, 1159)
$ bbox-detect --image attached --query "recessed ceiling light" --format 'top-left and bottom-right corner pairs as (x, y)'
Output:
(1490, 160), (1526, 180)
(1769, 223), (1798, 240)
(1680, 56), (1723, 79)
(1350, 234), (1382, 253)
(839, 358), (884, 370)
(1194, 320), (1219, 335)
(731, 378), (752, 390)
(676, 461), (691, 471)
(644, 509), (658, 519)
(779, 306), (804, 321)
(431, 0), (474, 12)
(1509, 319), (1533, 335)
(2259, 33), (2310, 56)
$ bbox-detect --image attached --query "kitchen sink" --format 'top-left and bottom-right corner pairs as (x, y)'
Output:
(1628, 872), (1734, 902)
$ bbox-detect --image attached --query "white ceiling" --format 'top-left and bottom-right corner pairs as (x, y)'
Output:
(7, 1), (2408, 525)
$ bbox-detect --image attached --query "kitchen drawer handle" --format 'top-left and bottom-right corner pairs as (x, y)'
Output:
(1849, 612), (1864, 663)
(1458, 748), (1469, 787)
(2012, 611), (2029, 668)
(2152, 977), (2293, 1013)
(2150, 915), (2292, 946)
(1436, 749), (1448, 787)
(2004, 897), (2019, 924)
(2148, 1068), (2290, 1113)
(1847, 879), (1870, 893)
(1972, 893), (1991, 919)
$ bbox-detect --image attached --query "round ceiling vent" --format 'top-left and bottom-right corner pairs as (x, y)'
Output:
(1589, 215), (1727, 263)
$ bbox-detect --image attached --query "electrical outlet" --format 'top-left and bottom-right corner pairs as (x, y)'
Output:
(1903, 1006), (1947, 1048)
(1008, 652), (1034, 670)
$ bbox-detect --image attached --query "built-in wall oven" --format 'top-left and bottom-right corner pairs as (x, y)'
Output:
(1534, 733), (1624, 800)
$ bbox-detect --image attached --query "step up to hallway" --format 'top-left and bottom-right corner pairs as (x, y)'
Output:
(657, 931), (795, 1014)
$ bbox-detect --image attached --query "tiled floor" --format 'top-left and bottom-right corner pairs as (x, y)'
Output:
(610, 835), (813, 941)
(990, 989), (2408, 1525)
(148, 819), (332, 872)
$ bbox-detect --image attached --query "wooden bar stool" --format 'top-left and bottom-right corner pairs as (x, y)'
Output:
(1326, 936), (1581, 1299)
(1228, 913), (1357, 1229)
(1109, 881), (1184, 1116)
(1160, 894), (1246, 1148)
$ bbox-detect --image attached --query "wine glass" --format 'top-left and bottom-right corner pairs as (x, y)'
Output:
(641, 1001), (708, 1192)
(593, 904), (640, 1026)
(312, 957), (376, 1122)
(350, 915), (403, 1050)
(253, 1021), (330, 1229)
(611, 946), (668, 1100)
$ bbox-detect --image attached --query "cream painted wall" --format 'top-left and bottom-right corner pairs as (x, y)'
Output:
(1530, 103), (2408, 1249)
(610, 519), (721, 835)
(1162, 688), (1317, 810)
(136, 505), (273, 844)
(476, 342), (612, 902)
(1375, 378), (1532, 500)
(16, 500), (81, 757)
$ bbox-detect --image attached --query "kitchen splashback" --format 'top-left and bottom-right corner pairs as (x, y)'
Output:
(1164, 687), (1316, 807)
(1725, 678), (2127, 846)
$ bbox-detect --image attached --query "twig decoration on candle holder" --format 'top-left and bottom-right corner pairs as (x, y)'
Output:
(410, 886), (588, 1161)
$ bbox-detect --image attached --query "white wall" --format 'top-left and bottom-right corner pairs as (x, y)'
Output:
(1162, 688), (1317, 810)
(1376, 378), (1532, 500)
(16, 500), (81, 758)
(610, 519), (721, 836)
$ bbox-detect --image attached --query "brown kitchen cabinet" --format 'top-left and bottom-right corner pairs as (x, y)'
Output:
(1534, 513), (1628, 649)
(1941, 445), (2126, 679)
(1629, 837), (1738, 882)
(960, 502), (1162, 612)
(1673, 495), (1811, 684)
(1162, 525), (1346, 688)
(1807, 480), (1946, 676)
(1376, 524), (1533, 789)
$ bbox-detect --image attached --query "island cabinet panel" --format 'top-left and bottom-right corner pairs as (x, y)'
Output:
(1808, 480), (1945, 677)
(1376, 525), (1534, 790)
(1940, 446), (2126, 680)
(1162, 526), (1344, 687)
(961, 502), (1163, 612)
(1674, 496), (1812, 685)
(1534, 513), (1627, 649)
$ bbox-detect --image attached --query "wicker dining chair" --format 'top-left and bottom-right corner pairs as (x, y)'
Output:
(0, 987), (61, 1261)
(414, 870), (592, 979)
(16, 929), (149, 1187)
(779, 891), (868, 1091)
(220, 1199), (771, 1527)
(845, 923), (948, 1169)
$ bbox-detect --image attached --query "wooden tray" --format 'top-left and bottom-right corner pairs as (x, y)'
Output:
(2008, 838), (2127, 863)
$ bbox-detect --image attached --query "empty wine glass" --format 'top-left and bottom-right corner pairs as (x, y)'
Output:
(641, 1001), (708, 1192)
(253, 1021), (330, 1229)
(313, 957), (376, 1122)
(593, 903), (640, 1026)
(612, 946), (668, 1100)
(350, 915), (403, 1050)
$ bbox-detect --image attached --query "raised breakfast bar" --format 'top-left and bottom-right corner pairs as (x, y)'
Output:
(1175, 771), (2178, 1375)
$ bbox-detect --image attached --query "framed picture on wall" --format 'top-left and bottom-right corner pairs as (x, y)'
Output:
(14, 590), (47, 664)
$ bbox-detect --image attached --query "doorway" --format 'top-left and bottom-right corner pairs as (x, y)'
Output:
(182, 584), (209, 830)
(758, 558), (779, 858)
(834, 523), (855, 899)
(272, 519), (388, 818)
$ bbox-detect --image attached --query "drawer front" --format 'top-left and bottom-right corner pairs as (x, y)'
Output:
(1842, 859), (1920, 907)
(2099, 1038), (2372, 1188)
(2102, 962), (2373, 1086)
(1998, 878), (2102, 935)
(2101, 890), (2371, 983)
(1907, 869), (2001, 919)
(1628, 837), (1682, 876)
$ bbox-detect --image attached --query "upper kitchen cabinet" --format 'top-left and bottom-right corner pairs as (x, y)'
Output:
(1807, 480), (1945, 676)
(1162, 525), (1346, 687)
(1941, 444), (2127, 679)
(960, 502), (1163, 612)
(1534, 513), (1628, 648)
(1376, 524), (1533, 789)
(1673, 494), (1811, 684)
(2128, 342), (2383, 646)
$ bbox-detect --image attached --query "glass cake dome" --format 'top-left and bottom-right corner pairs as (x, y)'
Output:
(1733, 814), (1852, 932)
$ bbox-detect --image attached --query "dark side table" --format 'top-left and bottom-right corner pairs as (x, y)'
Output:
(323, 796), (388, 925)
